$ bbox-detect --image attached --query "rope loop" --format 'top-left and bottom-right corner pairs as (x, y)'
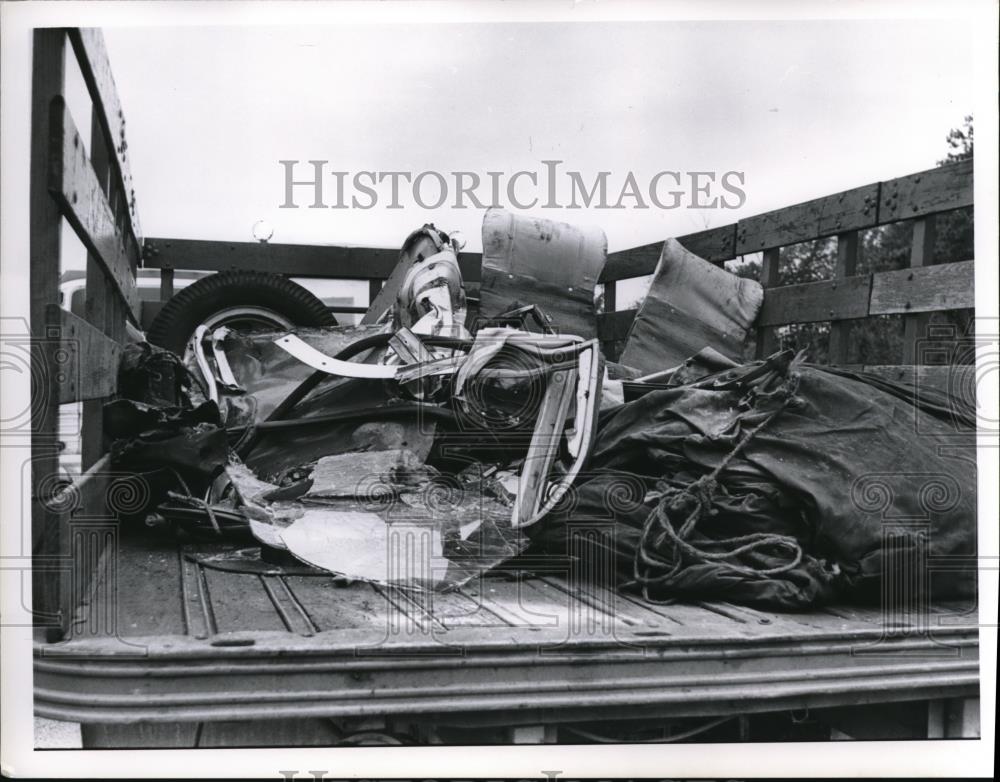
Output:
(632, 366), (804, 601)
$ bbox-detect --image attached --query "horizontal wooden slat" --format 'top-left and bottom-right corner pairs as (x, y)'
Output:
(601, 227), (736, 283)
(869, 260), (974, 316)
(736, 183), (880, 255)
(601, 242), (661, 283)
(677, 224), (738, 263)
(851, 364), (976, 396)
(758, 274), (872, 327)
(67, 28), (142, 249)
(48, 97), (139, 319)
(879, 159), (973, 224)
(56, 308), (122, 403)
(143, 237), (483, 283)
(554, 161), (972, 287)
(596, 308), (638, 342)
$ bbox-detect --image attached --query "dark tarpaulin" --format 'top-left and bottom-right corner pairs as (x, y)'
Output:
(533, 351), (977, 610)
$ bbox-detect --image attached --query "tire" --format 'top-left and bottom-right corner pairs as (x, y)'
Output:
(147, 271), (337, 355)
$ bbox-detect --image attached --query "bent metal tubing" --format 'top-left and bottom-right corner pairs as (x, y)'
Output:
(513, 341), (603, 529)
(256, 331), (602, 529)
(272, 330), (589, 380)
(191, 324), (219, 403)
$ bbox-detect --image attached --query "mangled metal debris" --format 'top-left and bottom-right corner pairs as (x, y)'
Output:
(104, 205), (978, 610)
(112, 210), (607, 591)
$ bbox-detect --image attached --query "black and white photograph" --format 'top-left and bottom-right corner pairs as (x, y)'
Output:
(0, 0), (996, 778)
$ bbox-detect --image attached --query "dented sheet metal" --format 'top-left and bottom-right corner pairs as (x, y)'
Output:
(479, 208), (608, 339)
(279, 511), (447, 588)
(306, 449), (435, 499)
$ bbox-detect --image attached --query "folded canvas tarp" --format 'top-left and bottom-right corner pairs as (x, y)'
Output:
(533, 351), (977, 610)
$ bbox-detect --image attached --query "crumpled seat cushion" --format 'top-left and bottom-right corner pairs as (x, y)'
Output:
(620, 238), (763, 375)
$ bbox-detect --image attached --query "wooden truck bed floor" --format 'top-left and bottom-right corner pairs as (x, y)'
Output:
(34, 528), (980, 728)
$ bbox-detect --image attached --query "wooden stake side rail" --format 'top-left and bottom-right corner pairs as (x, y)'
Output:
(67, 28), (142, 265)
(31, 28), (140, 635)
(141, 159), (973, 368)
(142, 160), (967, 283)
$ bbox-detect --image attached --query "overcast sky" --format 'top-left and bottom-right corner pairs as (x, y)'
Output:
(80, 19), (974, 258)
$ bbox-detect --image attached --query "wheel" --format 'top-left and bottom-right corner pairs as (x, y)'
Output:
(147, 270), (337, 355)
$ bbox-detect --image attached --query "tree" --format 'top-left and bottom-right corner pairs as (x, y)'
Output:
(733, 117), (974, 364)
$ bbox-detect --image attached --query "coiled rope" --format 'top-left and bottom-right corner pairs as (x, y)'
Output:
(631, 369), (804, 603)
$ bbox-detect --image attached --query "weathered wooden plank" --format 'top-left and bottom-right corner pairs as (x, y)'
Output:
(678, 224), (738, 263)
(601, 227), (736, 283)
(31, 453), (115, 611)
(144, 237), (483, 284)
(57, 308), (122, 403)
(754, 247), (781, 358)
(736, 183), (879, 255)
(201, 569), (289, 634)
(111, 534), (186, 637)
(879, 160), (973, 224)
(828, 231), (859, 363)
(757, 273), (872, 327)
(368, 278), (383, 306)
(282, 577), (391, 632)
(869, 260), (974, 317)
(858, 364), (976, 396)
(81, 104), (119, 471)
(549, 162), (971, 287)
(31, 28), (68, 636)
(901, 216), (937, 365)
(159, 268), (175, 302)
(601, 241), (661, 283)
(48, 96), (140, 319)
(66, 28), (142, 253)
(601, 281), (617, 314)
(461, 577), (564, 629)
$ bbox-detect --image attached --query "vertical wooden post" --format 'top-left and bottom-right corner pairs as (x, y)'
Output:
(73, 95), (127, 638)
(755, 247), (781, 358)
(902, 216), (936, 364)
(368, 278), (383, 306)
(603, 280), (617, 314)
(81, 106), (113, 472)
(30, 29), (68, 635)
(828, 231), (859, 365)
(159, 268), (175, 302)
